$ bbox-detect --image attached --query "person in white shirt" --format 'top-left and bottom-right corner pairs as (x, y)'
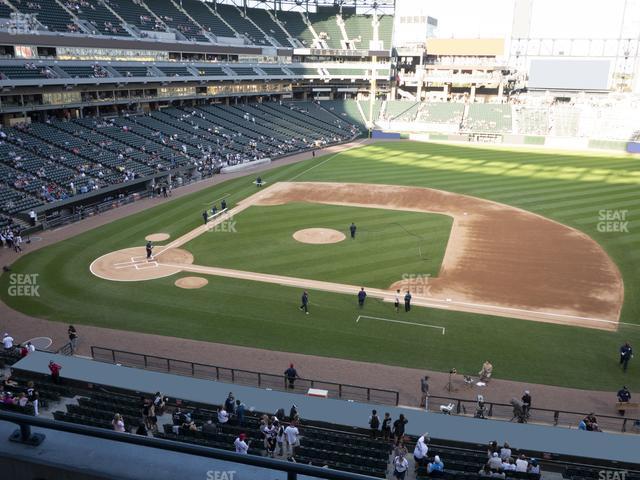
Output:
(25, 342), (36, 354)
(284, 422), (300, 460)
(112, 414), (125, 433)
(217, 406), (229, 424)
(487, 452), (503, 470)
(499, 443), (511, 461)
(502, 458), (516, 471)
(234, 433), (250, 454)
(413, 433), (429, 467)
(2, 333), (14, 350)
(515, 454), (528, 472)
(393, 454), (409, 479)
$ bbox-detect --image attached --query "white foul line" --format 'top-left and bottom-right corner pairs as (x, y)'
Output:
(202, 193), (230, 206)
(356, 315), (445, 335)
(288, 139), (367, 182)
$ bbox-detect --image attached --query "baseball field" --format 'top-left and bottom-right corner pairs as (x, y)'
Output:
(2, 140), (639, 391)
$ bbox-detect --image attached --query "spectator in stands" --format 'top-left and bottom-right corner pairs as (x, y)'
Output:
(289, 404), (298, 422)
(284, 419), (300, 461)
(67, 326), (78, 353)
(413, 433), (429, 468)
(617, 386), (631, 415)
(224, 392), (235, 415)
(274, 419), (285, 456)
(499, 442), (511, 461)
(135, 423), (148, 436)
(528, 459), (541, 474)
(394, 436), (408, 458)
(234, 433), (250, 454)
(202, 418), (217, 435)
(48, 360), (62, 384)
(487, 440), (499, 457)
(217, 405), (229, 424)
(2, 333), (14, 351)
(368, 409), (380, 438)
(153, 392), (166, 416)
(502, 457), (516, 471)
(25, 342), (35, 355)
(265, 421), (277, 458)
(235, 399), (246, 426)
(26, 381), (39, 416)
(578, 418), (588, 430)
(515, 454), (528, 472)
(392, 414), (408, 445)
(284, 363), (298, 389)
(427, 455), (444, 475)
(392, 453), (409, 479)
(619, 342), (633, 372)
(112, 413), (125, 433)
(487, 452), (503, 470)
(381, 412), (392, 441)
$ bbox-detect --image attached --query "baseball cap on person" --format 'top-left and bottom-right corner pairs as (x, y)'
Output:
(239, 433), (246, 440)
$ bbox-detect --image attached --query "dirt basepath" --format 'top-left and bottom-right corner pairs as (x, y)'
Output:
(254, 182), (623, 330)
(0, 139), (628, 422)
(91, 181), (622, 331)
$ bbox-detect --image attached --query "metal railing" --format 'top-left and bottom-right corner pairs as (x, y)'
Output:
(426, 394), (640, 434)
(55, 342), (74, 356)
(90, 346), (399, 406)
(0, 410), (378, 480)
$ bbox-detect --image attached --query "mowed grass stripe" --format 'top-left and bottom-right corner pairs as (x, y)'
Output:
(2, 140), (639, 392)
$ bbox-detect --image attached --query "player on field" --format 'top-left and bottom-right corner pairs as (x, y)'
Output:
(146, 240), (153, 260)
(299, 291), (309, 314)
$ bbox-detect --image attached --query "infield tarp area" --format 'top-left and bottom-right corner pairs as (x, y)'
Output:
(14, 352), (640, 464)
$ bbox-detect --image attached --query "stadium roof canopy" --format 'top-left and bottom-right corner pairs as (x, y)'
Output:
(211, 0), (395, 14)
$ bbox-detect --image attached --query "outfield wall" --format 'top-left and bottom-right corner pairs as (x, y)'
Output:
(403, 130), (634, 153)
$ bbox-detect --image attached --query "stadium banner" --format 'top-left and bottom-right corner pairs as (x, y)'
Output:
(372, 130), (402, 139)
(626, 142), (640, 154)
(220, 158), (271, 173)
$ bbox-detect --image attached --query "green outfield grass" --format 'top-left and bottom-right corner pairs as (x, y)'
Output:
(187, 203), (452, 288)
(1, 141), (639, 391)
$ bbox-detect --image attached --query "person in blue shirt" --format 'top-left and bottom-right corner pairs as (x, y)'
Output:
(617, 386), (631, 416)
(221, 199), (227, 211)
(349, 222), (357, 239)
(427, 455), (444, 474)
(620, 342), (633, 372)
(299, 291), (309, 314)
(357, 287), (367, 308)
(202, 211), (208, 224)
(404, 291), (412, 312)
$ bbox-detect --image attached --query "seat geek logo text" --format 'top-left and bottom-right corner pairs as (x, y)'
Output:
(8, 273), (40, 297)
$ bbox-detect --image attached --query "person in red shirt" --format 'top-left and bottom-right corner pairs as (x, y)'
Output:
(48, 361), (62, 384)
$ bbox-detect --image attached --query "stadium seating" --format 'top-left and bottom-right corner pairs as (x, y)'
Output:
(244, 7), (292, 47)
(319, 100), (367, 130)
(180, 0), (236, 39)
(463, 104), (513, 133)
(309, 12), (343, 49)
(12, 0), (77, 33)
(416, 102), (465, 126)
(65, 0), (129, 37)
(275, 10), (316, 47)
(343, 13), (373, 50)
(105, 0), (167, 33)
(384, 101), (421, 121)
(215, 3), (268, 45)
(143, 0), (208, 42)
(0, 65), (52, 80)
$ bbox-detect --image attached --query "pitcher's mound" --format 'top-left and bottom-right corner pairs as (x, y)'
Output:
(146, 233), (170, 242)
(175, 277), (209, 289)
(293, 228), (346, 244)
